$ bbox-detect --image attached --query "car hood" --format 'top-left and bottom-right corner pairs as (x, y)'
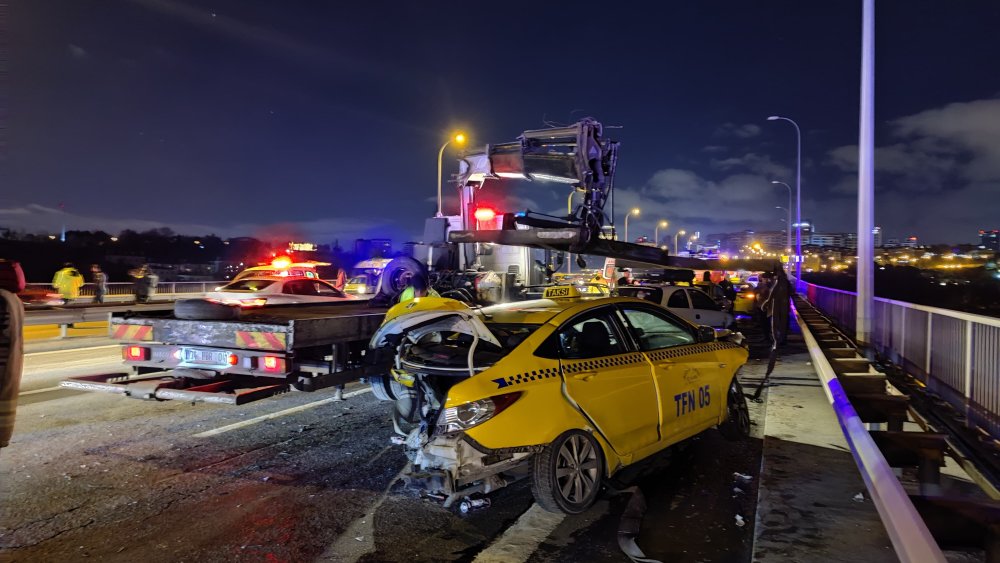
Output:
(370, 297), (501, 350)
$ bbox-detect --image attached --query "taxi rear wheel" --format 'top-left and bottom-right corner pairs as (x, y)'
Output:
(719, 378), (751, 440)
(532, 430), (603, 514)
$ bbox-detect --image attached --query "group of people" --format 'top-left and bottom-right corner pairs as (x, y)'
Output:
(52, 263), (157, 304)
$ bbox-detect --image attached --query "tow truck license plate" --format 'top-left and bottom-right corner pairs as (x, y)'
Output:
(182, 348), (228, 366)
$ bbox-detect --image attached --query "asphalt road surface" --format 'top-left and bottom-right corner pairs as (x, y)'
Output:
(1, 347), (767, 562)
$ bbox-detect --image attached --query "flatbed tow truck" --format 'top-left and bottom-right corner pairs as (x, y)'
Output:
(61, 117), (778, 404)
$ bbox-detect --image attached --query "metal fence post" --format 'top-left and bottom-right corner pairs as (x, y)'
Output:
(964, 320), (973, 402)
(926, 314), (933, 375)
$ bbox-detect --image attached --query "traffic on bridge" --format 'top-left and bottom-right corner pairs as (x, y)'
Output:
(3, 2), (1000, 562)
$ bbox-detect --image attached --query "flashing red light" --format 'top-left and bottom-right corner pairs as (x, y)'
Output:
(228, 353), (239, 366)
(260, 355), (285, 373)
(125, 346), (148, 361)
(271, 256), (292, 269)
(473, 207), (497, 222)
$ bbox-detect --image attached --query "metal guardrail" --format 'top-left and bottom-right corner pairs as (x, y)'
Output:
(794, 300), (947, 562)
(25, 281), (224, 298)
(797, 280), (1000, 440)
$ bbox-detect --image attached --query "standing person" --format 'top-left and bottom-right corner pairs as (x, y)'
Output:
(52, 263), (84, 304)
(616, 268), (634, 287)
(91, 264), (108, 304)
(131, 265), (150, 303)
(333, 266), (347, 292)
(1, 266), (25, 456)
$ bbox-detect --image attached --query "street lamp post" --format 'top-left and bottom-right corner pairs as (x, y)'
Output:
(654, 220), (668, 246)
(624, 208), (640, 242)
(767, 116), (802, 280)
(771, 181), (793, 254)
(436, 132), (467, 217)
(674, 230), (686, 255)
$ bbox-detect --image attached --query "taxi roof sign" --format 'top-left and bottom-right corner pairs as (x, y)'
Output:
(543, 285), (583, 299)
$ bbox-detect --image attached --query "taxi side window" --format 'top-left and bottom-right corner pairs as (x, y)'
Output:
(667, 290), (690, 309)
(619, 306), (695, 350)
(688, 289), (719, 310)
(313, 281), (343, 297)
(557, 313), (625, 359)
(282, 281), (302, 295)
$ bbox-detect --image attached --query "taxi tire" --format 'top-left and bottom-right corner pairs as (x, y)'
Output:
(532, 430), (604, 514)
(719, 378), (751, 440)
(174, 298), (240, 321)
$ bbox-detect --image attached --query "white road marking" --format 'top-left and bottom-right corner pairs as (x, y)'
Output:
(193, 388), (372, 438)
(26, 344), (119, 357)
(472, 503), (566, 563)
(19, 386), (64, 396)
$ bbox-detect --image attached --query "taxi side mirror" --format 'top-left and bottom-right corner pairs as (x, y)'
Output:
(696, 325), (716, 343)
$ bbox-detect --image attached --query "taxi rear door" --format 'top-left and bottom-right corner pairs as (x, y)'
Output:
(616, 304), (725, 441)
(556, 307), (660, 455)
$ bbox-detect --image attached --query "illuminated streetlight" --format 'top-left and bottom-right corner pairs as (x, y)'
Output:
(654, 220), (668, 246)
(436, 132), (467, 217)
(674, 229), (686, 255)
(767, 116), (802, 279)
(624, 207), (640, 242)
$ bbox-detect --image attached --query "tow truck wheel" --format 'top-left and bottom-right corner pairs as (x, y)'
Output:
(719, 378), (751, 440)
(532, 430), (603, 514)
(368, 374), (396, 402)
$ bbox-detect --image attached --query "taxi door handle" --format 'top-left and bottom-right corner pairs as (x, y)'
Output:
(656, 363), (674, 369)
(573, 371), (598, 381)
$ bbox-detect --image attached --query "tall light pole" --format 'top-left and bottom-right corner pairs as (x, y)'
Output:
(674, 229), (686, 255)
(624, 208), (640, 242)
(767, 116), (802, 281)
(654, 220), (668, 246)
(857, 0), (875, 347)
(771, 180), (793, 254)
(436, 132), (467, 217)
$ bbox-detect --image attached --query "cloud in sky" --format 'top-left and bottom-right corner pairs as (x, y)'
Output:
(826, 97), (1000, 241)
(714, 122), (761, 139)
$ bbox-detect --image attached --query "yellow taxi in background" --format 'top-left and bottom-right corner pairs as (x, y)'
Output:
(368, 285), (750, 513)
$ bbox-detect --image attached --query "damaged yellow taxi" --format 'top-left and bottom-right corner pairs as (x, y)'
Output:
(367, 284), (750, 514)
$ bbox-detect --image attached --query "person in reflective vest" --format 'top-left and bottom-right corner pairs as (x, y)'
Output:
(52, 263), (84, 303)
(399, 275), (439, 302)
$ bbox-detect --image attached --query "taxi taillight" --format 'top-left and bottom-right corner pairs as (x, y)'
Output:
(124, 345), (149, 361)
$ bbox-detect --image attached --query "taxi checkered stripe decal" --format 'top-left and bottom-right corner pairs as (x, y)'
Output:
(562, 353), (646, 374)
(645, 341), (741, 363)
(494, 367), (561, 389)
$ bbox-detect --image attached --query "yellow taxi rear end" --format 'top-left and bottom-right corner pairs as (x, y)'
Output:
(369, 285), (750, 514)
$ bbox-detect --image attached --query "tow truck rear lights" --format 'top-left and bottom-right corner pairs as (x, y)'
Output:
(124, 346), (149, 361)
(474, 207), (497, 222)
(259, 355), (285, 373)
(228, 353), (239, 366)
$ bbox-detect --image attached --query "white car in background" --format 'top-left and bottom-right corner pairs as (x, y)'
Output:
(204, 277), (354, 307)
(617, 285), (735, 328)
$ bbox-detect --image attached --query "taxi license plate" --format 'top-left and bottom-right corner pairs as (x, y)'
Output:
(182, 348), (228, 366)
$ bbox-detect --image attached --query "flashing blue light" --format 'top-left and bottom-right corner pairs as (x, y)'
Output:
(514, 212), (526, 217)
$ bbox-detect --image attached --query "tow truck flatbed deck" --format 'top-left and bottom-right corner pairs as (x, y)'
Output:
(113, 302), (389, 351)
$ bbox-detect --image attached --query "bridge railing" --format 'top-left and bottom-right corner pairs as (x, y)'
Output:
(798, 280), (1000, 437)
(25, 281), (224, 299)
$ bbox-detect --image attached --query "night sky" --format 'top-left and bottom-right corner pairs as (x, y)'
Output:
(4, 1), (999, 245)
